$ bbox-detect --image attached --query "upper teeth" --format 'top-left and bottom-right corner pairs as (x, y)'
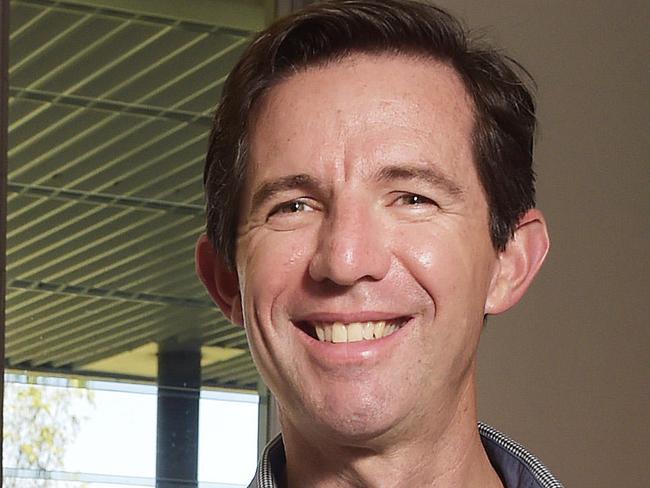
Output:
(313, 321), (400, 343)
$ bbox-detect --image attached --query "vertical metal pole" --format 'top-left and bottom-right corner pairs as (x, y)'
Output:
(257, 381), (282, 456)
(257, 380), (269, 457)
(0, 0), (9, 476)
(156, 344), (201, 488)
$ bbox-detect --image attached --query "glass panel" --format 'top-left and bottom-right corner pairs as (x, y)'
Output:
(3, 374), (258, 487)
(199, 391), (259, 485)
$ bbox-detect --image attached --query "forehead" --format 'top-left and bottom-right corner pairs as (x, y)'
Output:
(247, 53), (477, 184)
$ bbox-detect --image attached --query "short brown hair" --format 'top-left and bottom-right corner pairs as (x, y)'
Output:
(204, 0), (537, 270)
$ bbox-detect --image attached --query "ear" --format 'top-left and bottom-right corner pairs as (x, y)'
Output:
(485, 209), (550, 315)
(195, 234), (244, 327)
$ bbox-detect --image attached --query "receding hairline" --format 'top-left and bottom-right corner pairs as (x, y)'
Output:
(244, 51), (480, 183)
(247, 50), (478, 145)
(257, 49), (469, 99)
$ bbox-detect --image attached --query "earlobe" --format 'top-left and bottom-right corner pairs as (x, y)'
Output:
(485, 209), (550, 315)
(195, 234), (244, 327)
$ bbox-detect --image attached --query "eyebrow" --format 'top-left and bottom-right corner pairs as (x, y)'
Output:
(250, 173), (322, 212)
(374, 164), (465, 198)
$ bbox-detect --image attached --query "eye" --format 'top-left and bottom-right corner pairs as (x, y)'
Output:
(394, 193), (438, 207)
(269, 198), (317, 217)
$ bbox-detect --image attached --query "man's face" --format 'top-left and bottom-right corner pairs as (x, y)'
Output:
(235, 54), (501, 442)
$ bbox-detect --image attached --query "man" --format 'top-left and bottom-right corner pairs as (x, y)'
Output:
(196, 1), (561, 487)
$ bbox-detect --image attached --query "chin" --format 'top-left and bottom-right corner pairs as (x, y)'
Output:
(317, 413), (401, 448)
(305, 389), (404, 445)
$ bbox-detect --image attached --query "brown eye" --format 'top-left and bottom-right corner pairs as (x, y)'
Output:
(281, 201), (307, 213)
(269, 199), (316, 218)
(397, 193), (436, 206)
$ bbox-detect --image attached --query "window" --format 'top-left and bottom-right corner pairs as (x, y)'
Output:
(4, 374), (258, 487)
(3, 1), (274, 485)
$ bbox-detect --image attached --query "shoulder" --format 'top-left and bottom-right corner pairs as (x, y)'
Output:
(479, 422), (564, 488)
(248, 434), (284, 488)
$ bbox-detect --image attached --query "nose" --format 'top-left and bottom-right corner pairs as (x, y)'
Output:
(308, 203), (391, 286)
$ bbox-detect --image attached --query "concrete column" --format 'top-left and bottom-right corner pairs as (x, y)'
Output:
(156, 345), (201, 488)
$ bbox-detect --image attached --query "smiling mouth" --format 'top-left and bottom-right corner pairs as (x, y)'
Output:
(299, 319), (408, 343)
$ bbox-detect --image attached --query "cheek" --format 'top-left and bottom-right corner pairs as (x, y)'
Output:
(238, 229), (316, 314)
(394, 224), (459, 285)
(395, 223), (494, 314)
(395, 226), (493, 379)
(236, 231), (316, 383)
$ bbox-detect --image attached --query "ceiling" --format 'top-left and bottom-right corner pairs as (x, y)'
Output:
(5, 0), (267, 390)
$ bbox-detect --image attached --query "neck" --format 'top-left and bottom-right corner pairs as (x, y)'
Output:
(280, 374), (503, 488)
